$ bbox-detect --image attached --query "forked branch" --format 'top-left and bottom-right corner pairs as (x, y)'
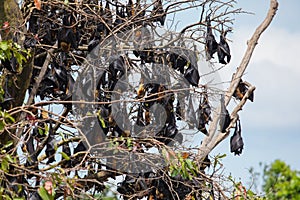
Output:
(197, 0), (279, 160)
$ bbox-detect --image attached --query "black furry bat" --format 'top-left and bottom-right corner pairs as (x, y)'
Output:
(151, 0), (166, 26)
(184, 65), (200, 87)
(205, 16), (218, 60)
(166, 52), (187, 74)
(219, 95), (231, 133)
(45, 122), (56, 164)
(230, 119), (244, 155)
(217, 31), (231, 64)
(197, 92), (211, 135)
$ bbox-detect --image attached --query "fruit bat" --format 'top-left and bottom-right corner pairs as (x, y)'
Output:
(151, 0), (166, 26)
(219, 95), (231, 133)
(1, 51), (18, 73)
(166, 52), (187, 74)
(58, 13), (77, 52)
(23, 36), (37, 49)
(126, 0), (134, 18)
(205, 16), (218, 60)
(184, 65), (200, 87)
(62, 143), (72, 168)
(197, 92), (211, 135)
(107, 56), (125, 91)
(104, 0), (113, 28)
(137, 82), (145, 98)
(136, 0), (146, 18)
(233, 79), (254, 102)
(58, 28), (77, 52)
(72, 141), (87, 167)
(200, 155), (211, 172)
(24, 133), (38, 177)
(186, 95), (197, 129)
(45, 123), (56, 164)
(230, 119), (244, 155)
(28, 9), (39, 34)
(0, 79), (14, 110)
(114, 4), (125, 27)
(136, 104), (145, 126)
(133, 48), (155, 63)
(155, 123), (178, 145)
(217, 31), (231, 64)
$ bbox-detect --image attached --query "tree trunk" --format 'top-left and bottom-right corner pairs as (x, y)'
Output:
(0, 0), (33, 146)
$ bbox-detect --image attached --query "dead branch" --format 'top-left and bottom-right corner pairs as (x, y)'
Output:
(197, 0), (279, 160)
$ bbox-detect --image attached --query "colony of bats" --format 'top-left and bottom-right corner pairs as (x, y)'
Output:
(0, 0), (254, 199)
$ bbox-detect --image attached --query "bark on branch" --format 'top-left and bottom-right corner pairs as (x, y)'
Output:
(197, 0), (279, 160)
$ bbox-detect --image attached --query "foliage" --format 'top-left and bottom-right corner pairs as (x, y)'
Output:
(263, 160), (300, 200)
(0, 40), (29, 72)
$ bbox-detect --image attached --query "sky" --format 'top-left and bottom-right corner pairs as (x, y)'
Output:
(207, 0), (300, 192)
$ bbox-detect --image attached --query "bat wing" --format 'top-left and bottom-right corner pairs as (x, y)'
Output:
(184, 65), (200, 87)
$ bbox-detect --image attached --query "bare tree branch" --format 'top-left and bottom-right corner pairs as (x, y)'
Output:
(197, 0), (279, 160)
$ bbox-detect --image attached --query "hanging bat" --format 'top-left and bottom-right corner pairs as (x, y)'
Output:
(71, 140), (88, 168)
(136, 104), (145, 126)
(136, 0), (146, 18)
(219, 95), (231, 133)
(205, 15), (218, 60)
(199, 155), (211, 172)
(217, 30), (231, 64)
(58, 13), (77, 52)
(151, 0), (166, 26)
(126, 0), (134, 18)
(104, 0), (113, 28)
(184, 65), (200, 87)
(197, 93), (211, 135)
(166, 52), (187, 74)
(45, 122), (56, 164)
(114, 4), (126, 27)
(233, 79), (254, 102)
(108, 56), (126, 90)
(61, 143), (72, 168)
(230, 119), (244, 155)
(186, 95), (197, 129)
(23, 132), (38, 178)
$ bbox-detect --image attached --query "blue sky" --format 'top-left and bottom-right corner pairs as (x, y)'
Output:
(208, 0), (300, 192)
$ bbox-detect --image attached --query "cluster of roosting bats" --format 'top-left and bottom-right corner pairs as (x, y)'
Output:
(0, 0), (255, 199)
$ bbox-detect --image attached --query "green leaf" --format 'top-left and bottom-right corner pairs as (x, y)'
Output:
(170, 167), (179, 177)
(4, 112), (15, 123)
(218, 154), (227, 159)
(0, 121), (4, 131)
(38, 187), (54, 200)
(98, 116), (106, 128)
(14, 52), (26, 66)
(3, 140), (13, 149)
(185, 159), (194, 170)
(38, 128), (44, 135)
(0, 41), (9, 51)
(60, 152), (70, 161)
(5, 154), (14, 163)
(1, 158), (9, 172)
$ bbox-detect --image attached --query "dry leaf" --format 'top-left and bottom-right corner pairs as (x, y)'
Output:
(34, 0), (41, 10)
